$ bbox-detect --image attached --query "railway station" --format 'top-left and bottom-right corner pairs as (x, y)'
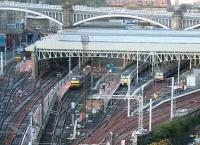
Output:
(21, 27), (200, 145)
(1, 0), (200, 145)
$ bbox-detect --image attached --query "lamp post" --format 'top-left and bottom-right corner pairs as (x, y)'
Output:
(83, 68), (87, 122)
(26, 34), (28, 45)
(4, 45), (7, 65)
(19, 36), (22, 47)
(149, 98), (152, 131)
(69, 71), (73, 81)
(109, 69), (112, 86)
(71, 102), (75, 126)
(171, 77), (175, 119)
(0, 49), (3, 75)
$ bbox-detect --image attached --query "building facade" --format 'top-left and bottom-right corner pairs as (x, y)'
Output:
(171, 0), (200, 5)
(0, 11), (24, 48)
(106, 0), (169, 7)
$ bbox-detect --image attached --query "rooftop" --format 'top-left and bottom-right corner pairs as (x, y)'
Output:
(26, 28), (200, 53)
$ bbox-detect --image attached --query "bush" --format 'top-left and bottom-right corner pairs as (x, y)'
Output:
(138, 110), (200, 145)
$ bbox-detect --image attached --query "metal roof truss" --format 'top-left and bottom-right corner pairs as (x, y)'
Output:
(36, 48), (200, 63)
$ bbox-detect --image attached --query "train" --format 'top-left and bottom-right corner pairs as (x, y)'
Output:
(15, 53), (23, 62)
(120, 62), (149, 86)
(70, 67), (91, 88)
(154, 60), (189, 82)
(121, 64), (136, 86)
(70, 75), (82, 88)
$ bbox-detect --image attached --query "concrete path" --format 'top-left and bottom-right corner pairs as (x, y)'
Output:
(16, 60), (32, 72)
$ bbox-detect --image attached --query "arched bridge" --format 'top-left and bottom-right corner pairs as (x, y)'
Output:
(1, 1), (200, 30)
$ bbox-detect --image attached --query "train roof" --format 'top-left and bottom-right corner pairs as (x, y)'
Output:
(71, 75), (81, 80)
(122, 64), (136, 76)
(122, 61), (146, 76)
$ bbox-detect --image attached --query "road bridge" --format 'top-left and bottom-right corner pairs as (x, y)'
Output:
(1, 1), (200, 30)
(25, 28), (200, 78)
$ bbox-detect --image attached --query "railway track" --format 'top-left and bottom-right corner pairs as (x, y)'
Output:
(51, 77), (93, 144)
(0, 64), (15, 118)
(4, 72), (31, 116)
(11, 78), (57, 145)
(82, 88), (200, 144)
(40, 70), (101, 144)
(10, 69), (68, 145)
(58, 90), (82, 144)
(74, 69), (152, 144)
(0, 75), (57, 145)
(0, 62), (32, 125)
(74, 80), (132, 144)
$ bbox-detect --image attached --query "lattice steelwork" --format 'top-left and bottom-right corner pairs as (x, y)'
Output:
(36, 48), (200, 63)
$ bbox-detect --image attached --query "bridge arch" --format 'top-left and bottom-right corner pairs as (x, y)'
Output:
(184, 23), (200, 30)
(73, 14), (170, 29)
(0, 7), (63, 26)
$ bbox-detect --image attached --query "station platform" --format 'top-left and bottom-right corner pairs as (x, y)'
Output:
(98, 80), (120, 100)
(16, 60), (32, 72)
(57, 81), (71, 99)
(101, 80), (120, 95)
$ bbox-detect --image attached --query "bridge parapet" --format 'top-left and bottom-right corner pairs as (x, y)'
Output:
(0, 1), (62, 11)
(73, 5), (172, 16)
(184, 12), (200, 17)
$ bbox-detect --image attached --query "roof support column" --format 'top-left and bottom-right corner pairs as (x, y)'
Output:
(31, 47), (38, 79)
(194, 55), (197, 67)
(79, 56), (81, 69)
(136, 50), (139, 84)
(151, 53), (155, 78)
(123, 54), (126, 68)
(69, 55), (71, 80)
(177, 55), (180, 84)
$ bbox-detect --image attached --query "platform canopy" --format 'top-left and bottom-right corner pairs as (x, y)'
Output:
(25, 28), (200, 54)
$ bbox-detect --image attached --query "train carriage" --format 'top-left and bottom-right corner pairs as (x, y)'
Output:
(154, 60), (189, 82)
(121, 62), (149, 86)
(70, 67), (91, 89)
(121, 65), (136, 86)
(70, 76), (82, 88)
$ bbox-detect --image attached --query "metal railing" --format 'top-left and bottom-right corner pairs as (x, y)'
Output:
(0, 1), (62, 10)
(73, 5), (172, 16)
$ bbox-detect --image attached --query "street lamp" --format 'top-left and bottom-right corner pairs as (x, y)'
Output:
(109, 69), (112, 85)
(19, 36), (22, 47)
(83, 68), (87, 122)
(71, 102), (76, 126)
(69, 70), (73, 80)
(86, 65), (93, 90)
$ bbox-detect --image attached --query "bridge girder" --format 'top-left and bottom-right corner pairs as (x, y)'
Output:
(184, 23), (200, 30)
(72, 14), (171, 29)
